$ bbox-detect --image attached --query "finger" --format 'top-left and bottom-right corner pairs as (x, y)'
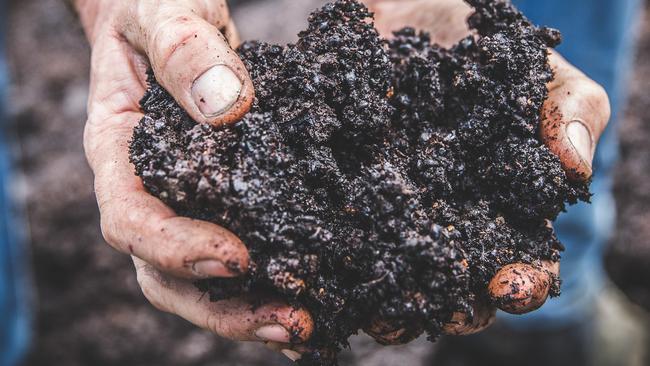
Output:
(265, 342), (336, 363)
(223, 19), (242, 47)
(265, 342), (303, 362)
(442, 302), (496, 336)
(133, 257), (314, 343)
(121, 0), (254, 126)
(85, 111), (249, 279)
(488, 260), (560, 314)
(363, 317), (423, 345)
(264, 342), (338, 365)
(541, 51), (611, 181)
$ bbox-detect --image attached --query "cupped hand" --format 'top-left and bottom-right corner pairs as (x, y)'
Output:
(361, 0), (610, 343)
(77, 0), (610, 358)
(76, 0), (312, 352)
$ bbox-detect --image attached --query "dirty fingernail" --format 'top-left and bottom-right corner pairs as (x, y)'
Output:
(566, 121), (593, 164)
(191, 64), (242, 118)
(281, 349), (302, 361)
(192, 259), (233, 278)
(254, 324), (291, 343)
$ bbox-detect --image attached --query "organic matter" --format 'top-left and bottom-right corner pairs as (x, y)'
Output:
(129, 0), (590, 364)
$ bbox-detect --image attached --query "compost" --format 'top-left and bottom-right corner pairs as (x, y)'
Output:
(129, 0), (590, 364)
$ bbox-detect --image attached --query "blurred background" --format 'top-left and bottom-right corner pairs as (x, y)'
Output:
(3, 0), (649, 365)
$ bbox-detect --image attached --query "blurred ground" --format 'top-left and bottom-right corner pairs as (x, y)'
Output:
(604, 9), (650, 312)
(3, 0), (649, 365)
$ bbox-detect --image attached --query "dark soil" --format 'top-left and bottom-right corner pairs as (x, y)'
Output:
(7, 0), (647, 364)
(604, 7), (650, 312)
(130, 1), (589, 364)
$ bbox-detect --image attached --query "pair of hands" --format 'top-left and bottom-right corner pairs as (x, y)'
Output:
(76, 0), (610, 360)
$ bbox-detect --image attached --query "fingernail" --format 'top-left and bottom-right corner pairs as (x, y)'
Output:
(254, 324), (292, 343)
(566, 121), (593, 164)
(192, 259), (232, 278)
(281, 349), (302, 361)
(191, 64), (242, 117)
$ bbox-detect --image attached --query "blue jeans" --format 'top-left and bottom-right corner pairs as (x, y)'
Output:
(504, 0), (641, 328)
(0, 1), (31, 364)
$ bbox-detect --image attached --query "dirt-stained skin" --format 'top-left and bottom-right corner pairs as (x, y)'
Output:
(364, 317), (425, 345)
(488, 261), (559, 314)
(129, 0), (590, 364)
(442, 302), (497, 336)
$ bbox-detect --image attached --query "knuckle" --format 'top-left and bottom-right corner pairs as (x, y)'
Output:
(123, 206), (148, 230)
(572, 78), (611, 119)
(97, 196), (123, 248)
(149, 14), (201, 69)
(99, 215), (119, 248)
(96, 195), (156, 257)
(589, 84), (612, 122)
(589, 82), (609, 104)
(582, 80), (609, 108)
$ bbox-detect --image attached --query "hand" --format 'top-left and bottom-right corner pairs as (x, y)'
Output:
(77, 0), (313, 353)
(361, 0), (610, 343)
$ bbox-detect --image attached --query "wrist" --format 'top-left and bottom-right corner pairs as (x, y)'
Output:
(71, 0), (118, 45)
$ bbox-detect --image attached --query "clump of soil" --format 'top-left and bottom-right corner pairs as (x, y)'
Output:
(129, 0), (589, 364)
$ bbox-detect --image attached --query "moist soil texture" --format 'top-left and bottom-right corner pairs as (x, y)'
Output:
(129, 0), (590, 364)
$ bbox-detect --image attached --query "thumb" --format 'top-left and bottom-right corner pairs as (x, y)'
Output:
(541, 51), (610, 181)
(122, 1), (254, 126)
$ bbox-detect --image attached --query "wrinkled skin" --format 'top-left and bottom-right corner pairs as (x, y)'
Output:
(75, 0), (609, 363)
(76, 0), (313, 352)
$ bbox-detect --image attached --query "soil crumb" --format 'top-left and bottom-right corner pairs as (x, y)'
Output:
(129, 0), (590, 364)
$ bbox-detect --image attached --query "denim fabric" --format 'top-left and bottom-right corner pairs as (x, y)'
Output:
(0, 0), (31, 363)
(503, 0), (641, 328)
